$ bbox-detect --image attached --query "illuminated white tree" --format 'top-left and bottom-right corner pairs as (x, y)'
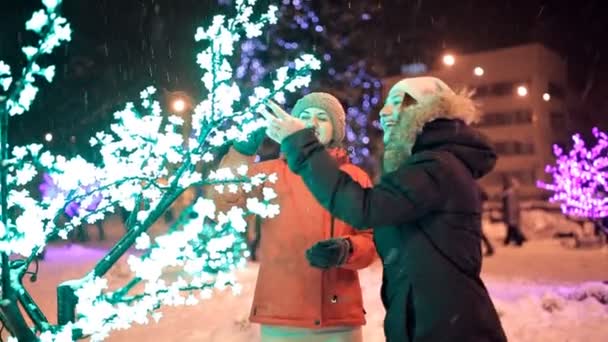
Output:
(1, 0), (72, 340)
(0, 0), (320, 340)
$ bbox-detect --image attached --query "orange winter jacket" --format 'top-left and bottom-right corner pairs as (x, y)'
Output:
(212, 148), (376, 329)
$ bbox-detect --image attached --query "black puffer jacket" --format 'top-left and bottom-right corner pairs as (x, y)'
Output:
(281, 119), (507, 342)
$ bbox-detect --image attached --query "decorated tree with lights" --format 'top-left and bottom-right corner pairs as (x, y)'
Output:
(228, 0), (382, 169)
(537, 127), (608, 220)
(0, 0), (320, 341)
(1, 0), (72, 339)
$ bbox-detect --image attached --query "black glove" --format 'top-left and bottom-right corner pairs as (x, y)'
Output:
(233, 127), (267, 156)
(305, 238), (352, 269)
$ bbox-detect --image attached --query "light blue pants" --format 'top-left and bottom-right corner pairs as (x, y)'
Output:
(260, 325), (363, 342)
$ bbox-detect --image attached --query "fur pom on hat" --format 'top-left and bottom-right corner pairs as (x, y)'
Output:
(291, 92), (346, 147)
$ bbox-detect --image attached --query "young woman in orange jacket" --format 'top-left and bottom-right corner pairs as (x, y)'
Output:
(212, 92), (376, 342)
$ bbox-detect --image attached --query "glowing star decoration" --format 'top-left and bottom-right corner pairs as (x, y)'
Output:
(537, 127), (608, 219)
(0, 221), (6, 239)
(135, 233), (151, 250)
(42, 0), (60, 12)
(25, 10), (50, 33)
(0, 61), (12, 91)
(262, 187), (278, 201)
(236, 164), (249, 176)
(0, 0), (320, 340)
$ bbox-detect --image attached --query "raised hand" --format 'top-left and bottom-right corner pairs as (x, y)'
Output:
(259, 100), (307, 144)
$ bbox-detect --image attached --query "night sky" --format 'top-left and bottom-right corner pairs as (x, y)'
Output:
(1, 0), (607, 155)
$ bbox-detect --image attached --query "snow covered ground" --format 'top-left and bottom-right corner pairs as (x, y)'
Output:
(8, 213), (608, 341)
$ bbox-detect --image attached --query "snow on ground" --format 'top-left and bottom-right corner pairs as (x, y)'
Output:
(6, 213), (608, 341)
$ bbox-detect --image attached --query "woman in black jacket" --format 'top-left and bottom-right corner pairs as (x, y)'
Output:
(261, 77), (507, 342)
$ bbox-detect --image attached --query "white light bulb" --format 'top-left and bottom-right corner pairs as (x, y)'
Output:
(442, 54), (455, 66)
(172, 99), (186, 112)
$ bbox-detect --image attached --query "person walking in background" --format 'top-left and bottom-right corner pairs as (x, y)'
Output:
(501, 176), (527, 246)
(479, 186), (495, 256)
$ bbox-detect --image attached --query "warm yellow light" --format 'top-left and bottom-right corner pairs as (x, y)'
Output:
(517, 86), (528, 97)
(172, 98), (186, 112)
(542, 93), (551, 101)
(442, 54), (455, 66)
(474, 67), (484, 76)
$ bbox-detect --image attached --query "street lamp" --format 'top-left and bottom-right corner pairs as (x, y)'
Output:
(517, 85), (528, 97)
(474, 67), (484, 76)
(166, 90), (193, 114)
(442, 54), (455, 66)
(172, 98), (186, 113)
(542, 93), (551, 102)
(44, 133), (53, 142)
(165, 90), (195, 145)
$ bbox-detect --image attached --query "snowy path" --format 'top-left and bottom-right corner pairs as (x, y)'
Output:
(8, 237), (604, 342)
(4, 212), (607, 341)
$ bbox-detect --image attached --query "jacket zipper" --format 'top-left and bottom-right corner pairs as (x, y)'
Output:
(319, 216), (335, 327)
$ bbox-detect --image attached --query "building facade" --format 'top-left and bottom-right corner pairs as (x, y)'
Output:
(383, 43), (569, 199)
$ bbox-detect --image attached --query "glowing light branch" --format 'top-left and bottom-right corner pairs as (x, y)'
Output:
(1, 0), (319, 340)
(1, 10), (318, 254)
(0, 0), (71, 116)
(538, 127), (608, 219)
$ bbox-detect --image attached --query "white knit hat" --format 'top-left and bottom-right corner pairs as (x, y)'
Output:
(389, 76), (455, 102)
(291, 92), (346, 147)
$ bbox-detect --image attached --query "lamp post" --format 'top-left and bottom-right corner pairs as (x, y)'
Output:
(517, 85), (528, 97)
(442, 54), (455, 66)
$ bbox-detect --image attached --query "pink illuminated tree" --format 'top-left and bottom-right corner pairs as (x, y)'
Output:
(538, 127), (608, 219)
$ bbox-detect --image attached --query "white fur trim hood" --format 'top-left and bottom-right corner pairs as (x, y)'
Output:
(390, 76), (481, 143)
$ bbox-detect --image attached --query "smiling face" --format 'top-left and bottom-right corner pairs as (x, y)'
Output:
(379, 89), (418, 144)
(378, 88), (420, 173)
(297, 107), (334, 146)
(379, 91), (403, 144)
